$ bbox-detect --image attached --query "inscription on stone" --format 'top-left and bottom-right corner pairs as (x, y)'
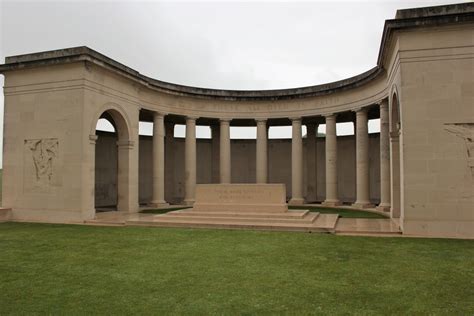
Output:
(215, 187), (273, 203)
(193, 184), (288, 213)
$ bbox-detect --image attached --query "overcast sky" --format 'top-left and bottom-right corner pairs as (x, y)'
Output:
(0, 0), (462, 166)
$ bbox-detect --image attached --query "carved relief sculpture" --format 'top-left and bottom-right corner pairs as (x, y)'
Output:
(444, 123), (474, 176)
(25, 138), (59, 186)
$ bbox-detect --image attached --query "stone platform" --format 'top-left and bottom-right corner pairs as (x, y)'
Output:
(126, 210), (339, 233)
(130, 184), (338, 232)
(0, 208), (12, 222)
(85, 184), (339, 232)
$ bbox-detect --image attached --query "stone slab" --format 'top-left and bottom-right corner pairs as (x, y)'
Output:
(126, 213), (338, 233)
(193, 184), (288, 213)
(335, 218), (401, 235)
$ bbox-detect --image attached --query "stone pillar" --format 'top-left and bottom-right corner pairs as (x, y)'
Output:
(116, 139), (139, 213)
(210, 124), (220, 183)
(322, 114), (341, 206)
(289, 117), (304, 205)
(87, 135), (99, 219)
(219, 119), (231, 184)
(151, 112), (168, 206)
(306, 123), (318, 202)
(256, 119), (268, 183)
(164, 122), (175, 204)
(377, 99), (391, 212)
(390, 132), (401, 218)
(353, 108), (373, 208)
(184, 116), (197, 205)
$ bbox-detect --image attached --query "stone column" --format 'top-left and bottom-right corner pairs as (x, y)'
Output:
(210, 124), (220, 183)
(184, 116), (198, 205)
(289, 117), (304, 205)
(256, 119), (268, 183)
(353, 108), (373, 208)
(219, 119), (231, 184)
(322, 114), (341, 206)
(306, 123), (318, 202)
(87, 135), (99, 219)
(151, 112), (168, 206)
(164, 122), (175, 204)
(390, 132), (401, 218)
(377, 99), (391, 212)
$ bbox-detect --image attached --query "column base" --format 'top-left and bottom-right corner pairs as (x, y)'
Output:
(352, 201), (375, 209)
(322, 200), (342, 207)
(183, 199), (195, 206)
(376, 203), (391, 212)
(149, 201), (169, 208)
(117, 203), (140, 213)
(288, 198), (305, 205)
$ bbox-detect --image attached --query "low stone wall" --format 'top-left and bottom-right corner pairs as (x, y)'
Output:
(96, 131), (381, 206)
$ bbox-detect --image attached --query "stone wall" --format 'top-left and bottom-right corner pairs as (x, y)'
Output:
(397, 26), (474, 237)
(95, 134), (118, 207)
(95, 131), (381, 206)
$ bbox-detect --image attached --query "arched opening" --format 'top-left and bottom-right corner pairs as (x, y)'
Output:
(390, 91), (402, 220)
(93, 109), (131, 212)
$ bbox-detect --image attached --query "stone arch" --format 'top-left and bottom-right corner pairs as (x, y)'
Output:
(90, 102), (132, 142)
(390, 86), (401, 134)
(91, 102), (134, 213)
(389, 87), (402, 221)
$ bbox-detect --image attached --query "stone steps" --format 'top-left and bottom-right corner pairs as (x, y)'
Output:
(167, 210), (310, 219)
(152, 213), (318, 224)
(126, 213), (339, 233)
(0, 208), (12, 222)
(160, 210), (316, 224)
(335, 231), (402, 237)
(83, 220), (126, 227)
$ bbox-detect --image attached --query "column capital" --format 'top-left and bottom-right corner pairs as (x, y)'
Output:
(255, 118), (267, 124)
(390, 131), (400, 139)
(89, 134), (98, 145)
(378, 98), (389, 109)
(289, 116), (302, 122)
(352, 107), (368, 114)
(186, 116), (199, 121)
(219, 118), (232, 124)
(153, 111), (167, 119)
(323, 113), (337, 119)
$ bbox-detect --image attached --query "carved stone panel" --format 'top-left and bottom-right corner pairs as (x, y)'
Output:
(444, 123), (474, 177)
(24, 138), (60, 192)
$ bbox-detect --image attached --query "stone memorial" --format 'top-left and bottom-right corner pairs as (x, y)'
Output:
(0, 3), (473, 237)
(192, 184), (288, 213)
(136, 184), (340, 232)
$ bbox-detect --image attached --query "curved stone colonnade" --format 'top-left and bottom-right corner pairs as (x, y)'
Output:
(94, 62), (390, 211)
(1, 3), (473, 238)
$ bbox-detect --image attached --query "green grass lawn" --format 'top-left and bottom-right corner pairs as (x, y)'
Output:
(0, 223), (472, 314)
(289, 205), (387, 218)
(142, 205), (386, 218)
